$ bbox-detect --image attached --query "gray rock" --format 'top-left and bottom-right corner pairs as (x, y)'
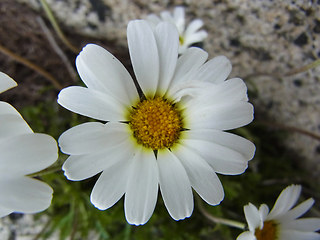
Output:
(2, 0), (319, 239)
(16, 0), (320, 178)
(0, 214), (56, 240)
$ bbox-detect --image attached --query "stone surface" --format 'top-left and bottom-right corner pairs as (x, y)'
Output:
(3, 0), (320, 238)
(17, 0), (320, 176)
(0, 214), (56, 240)
(0, 214), (99, 240)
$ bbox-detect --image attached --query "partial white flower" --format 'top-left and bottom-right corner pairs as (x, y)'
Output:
(146, 6), (208, 54)
(0, 72), (17, 93)
(0, 72), (58, 218)
(237, 185), (320, 240)
(58, 20), (255, 225)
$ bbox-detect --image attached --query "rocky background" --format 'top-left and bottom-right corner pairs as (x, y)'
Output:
(16, 0), (320, 183)
(0, 0), (319, 239)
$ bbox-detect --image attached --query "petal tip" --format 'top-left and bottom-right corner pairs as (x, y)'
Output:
(0, 72), (17, 93)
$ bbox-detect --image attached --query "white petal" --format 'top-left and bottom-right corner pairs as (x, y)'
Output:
(154, 22), (179, 94)
(62, 138), (135, 181)
(168, 47), (208, 94)
(185, 129), (255, 161)
(178, 45), (188, 55)
(173, 6), (185, 34)
(125, 148), (159, 225)
(0, 72), (17, 93)
(58, 86), (126, 122)
(160, 11), (173, 22)
(59, 122), (129, 155)
(282, 218), (320, 231)
(146, 14), (161, 26)
(259, 204), (270, 223)
(218, 78), (249, 102)
(185, 19), (204, 36)
(169, 80), (216, 103)
(0, 177), (53, 214)
(279, 198), (315, 221)
(0, 101), (28, 118)
(267, 185), (301, 220)
(0, 133), (58, 176)
(0, 206), (12, 218)
(196, 56), (232, 84)
(244, 203), (262, 232)
(186, 101), (254, 130)
(0, 113), (32, 140)
(236, 231), (256, 240)
(75, 44), (137, 105)
(127, 20), (159, 97)
(174, 144), (224, 205)
(90, 158), (131, 210)
(280, 230), (320, 240)
(182, 138), (249, 175)
(184, 30), (208, 46)
(157, 149), (193, 221)
(188, 78), (249, 106)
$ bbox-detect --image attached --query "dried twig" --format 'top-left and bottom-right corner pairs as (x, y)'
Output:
(39, 0), (79, 54)
(37, 16), (78, 83)
(285, 59), (320, 77)
(257, 120), (320, 141)
(245, 59), (320, 80)
(0, 44), (63, 90)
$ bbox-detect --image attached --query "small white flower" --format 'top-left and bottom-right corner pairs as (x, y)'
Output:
(58, 20), (255, 225)
(146, 6), (208, 54)
(237, 185), (320, 240)
(0, 73), (58, 217)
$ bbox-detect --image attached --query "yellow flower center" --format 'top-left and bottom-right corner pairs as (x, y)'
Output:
(255, 220), (278, 240)
(179, 35), (184, 45)
(129, 97), (183, 150)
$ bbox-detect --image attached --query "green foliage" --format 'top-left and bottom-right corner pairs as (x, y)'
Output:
(18, 91), (318, 240)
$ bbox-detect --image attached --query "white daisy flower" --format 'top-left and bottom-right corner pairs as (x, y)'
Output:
(0, 72), (58, 218)
(58, 20), (255, 225)
(237, 185), (320, 240)
(146, 6), (208, 54)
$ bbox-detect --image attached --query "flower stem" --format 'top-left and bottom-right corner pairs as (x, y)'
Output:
(196, 195), (246, 230)
(70, 205), (78, 240)
(124, 223), (132, 240)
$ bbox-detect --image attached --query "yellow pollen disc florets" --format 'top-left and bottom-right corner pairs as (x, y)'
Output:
(129, 97), (183, 150)
(255, 220), (278, 240)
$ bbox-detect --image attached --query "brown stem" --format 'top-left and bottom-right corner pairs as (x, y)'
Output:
(257, 120), (320, 141)
(284, 59), (320, 77)
(39, 0), (79, 54)
(245, 59), (320, 80)
(37, 16), (78, 83)
(0, 44), (63, 90)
